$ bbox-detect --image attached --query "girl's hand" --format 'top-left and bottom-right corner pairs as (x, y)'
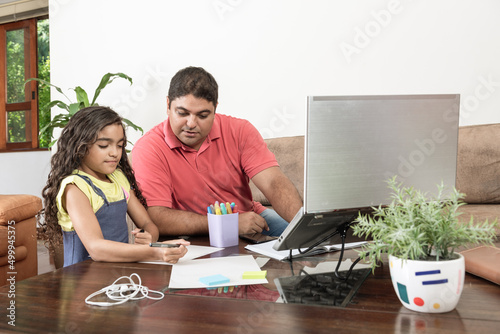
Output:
(155, 239), (190, 264)
(132, 228), (152, 245)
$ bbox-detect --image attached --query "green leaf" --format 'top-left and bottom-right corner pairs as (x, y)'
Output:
(73, 86), (90, 107)
(39, 113), (71, 137)
(122, 118), (144, 135)
(25, 78), (71, 103)
(91, 72), (133, 105)
(42, 100), (70, 113)
(68, 103), (81, 115)
(48, 138), (58, 147)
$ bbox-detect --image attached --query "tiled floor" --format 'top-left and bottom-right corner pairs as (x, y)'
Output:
(37, 239), (56, 275)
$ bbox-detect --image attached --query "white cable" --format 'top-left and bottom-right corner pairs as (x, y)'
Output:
(85, 273), (164, 306)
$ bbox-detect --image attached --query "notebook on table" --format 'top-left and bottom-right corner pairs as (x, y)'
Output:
(460, 246), (500, 285)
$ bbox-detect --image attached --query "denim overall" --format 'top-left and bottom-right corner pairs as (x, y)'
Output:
(62, 174), (129, 266)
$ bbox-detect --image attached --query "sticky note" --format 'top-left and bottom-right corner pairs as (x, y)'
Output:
(242, 270), (267, 279)
(199, 274), (230, 286)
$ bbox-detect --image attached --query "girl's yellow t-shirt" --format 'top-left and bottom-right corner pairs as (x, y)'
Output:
(56, 169), (131, 232)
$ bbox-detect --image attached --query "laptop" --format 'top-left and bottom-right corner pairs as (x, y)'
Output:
(273, 94), (460, 251)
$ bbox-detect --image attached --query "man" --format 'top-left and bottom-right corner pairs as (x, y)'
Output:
(132, 66), (302, 236)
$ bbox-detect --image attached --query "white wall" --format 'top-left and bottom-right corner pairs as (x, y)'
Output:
(0, 151), (51, 196)
(3, 0), (500, 196)
(47, 0), (500, 145)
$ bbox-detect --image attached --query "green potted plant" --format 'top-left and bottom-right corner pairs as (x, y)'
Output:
(28, 72), (143, 148)
(351, 176), (497, 313)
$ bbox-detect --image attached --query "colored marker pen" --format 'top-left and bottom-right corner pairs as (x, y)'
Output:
(225, 202), (232, 214)
(220, 203), (227, 215)
(214, 202), (222, 215)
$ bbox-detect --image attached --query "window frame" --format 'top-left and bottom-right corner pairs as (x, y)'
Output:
(0, 18), (39, 152)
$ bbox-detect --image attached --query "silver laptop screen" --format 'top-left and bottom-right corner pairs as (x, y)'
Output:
(304, 94), (460, 214)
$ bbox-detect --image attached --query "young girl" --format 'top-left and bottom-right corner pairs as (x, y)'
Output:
(42, 106), (189, 266)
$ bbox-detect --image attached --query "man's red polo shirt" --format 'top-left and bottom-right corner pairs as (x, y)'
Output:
(132, 113), (278, 215)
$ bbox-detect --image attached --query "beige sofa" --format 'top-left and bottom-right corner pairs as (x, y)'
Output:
(455, 123), (500, 236)
(251, 123), (500, 237)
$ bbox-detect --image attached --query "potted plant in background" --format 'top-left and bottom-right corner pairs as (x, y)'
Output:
(29, 72), (144, 268)
(28, 72), (143, 148)
(351, 177), (498, 313)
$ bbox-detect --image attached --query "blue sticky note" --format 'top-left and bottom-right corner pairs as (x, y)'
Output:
(199, 274), (230, 286)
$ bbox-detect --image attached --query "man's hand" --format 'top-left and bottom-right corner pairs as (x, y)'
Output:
(238, 212), (269, 234)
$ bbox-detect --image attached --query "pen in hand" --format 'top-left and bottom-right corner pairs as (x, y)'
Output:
(149, 242), (181, 248)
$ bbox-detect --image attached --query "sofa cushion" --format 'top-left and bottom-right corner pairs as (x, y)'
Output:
(456, 124), (500, 204)
(250, 136), (304, 206)
(0, 194), (42, 226)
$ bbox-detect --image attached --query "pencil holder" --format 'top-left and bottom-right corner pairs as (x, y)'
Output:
(207, 213), (239, 247)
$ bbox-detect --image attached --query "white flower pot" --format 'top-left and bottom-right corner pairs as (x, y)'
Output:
(388, 253), (465, 313)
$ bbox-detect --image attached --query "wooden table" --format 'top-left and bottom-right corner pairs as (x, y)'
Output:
(1, 237), (499, 333)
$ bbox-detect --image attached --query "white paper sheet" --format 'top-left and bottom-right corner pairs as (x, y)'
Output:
(140, 245), (223, 265)
(169, 255), (268, 289)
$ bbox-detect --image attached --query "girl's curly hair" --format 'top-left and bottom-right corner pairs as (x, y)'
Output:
(39, 106), (147, 245)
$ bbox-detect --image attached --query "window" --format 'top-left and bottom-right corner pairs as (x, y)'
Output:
(0, 18), (39, 151)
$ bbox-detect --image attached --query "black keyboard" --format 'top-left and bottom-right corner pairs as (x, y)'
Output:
(274, 268), (371, 307)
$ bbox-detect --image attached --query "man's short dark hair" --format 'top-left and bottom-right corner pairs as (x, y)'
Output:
(168, 67), (218, 108)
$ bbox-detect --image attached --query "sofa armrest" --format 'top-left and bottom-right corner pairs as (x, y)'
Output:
(0, 194), (42, 226)
(0, 194), (42, 285)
